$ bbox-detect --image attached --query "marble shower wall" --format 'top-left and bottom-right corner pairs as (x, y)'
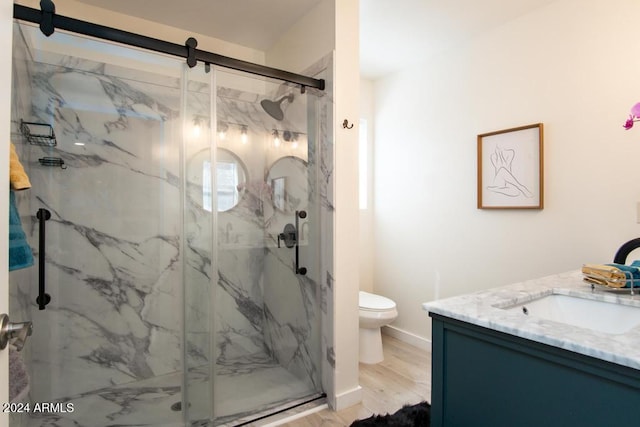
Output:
(24, 60), (184, 402)
(211, 79), (321, 387)
(261, 126), (322, 391)
(247, 56), (334, 399)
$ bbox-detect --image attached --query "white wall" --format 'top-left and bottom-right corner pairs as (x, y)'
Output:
(332, 0), (361, 409)
(372, 0), (640, 341)
(359, 78), (374, 293)
(266, 0), (334, 72)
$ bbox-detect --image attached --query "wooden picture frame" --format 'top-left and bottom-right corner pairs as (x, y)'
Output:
(477, 123), (543, 209)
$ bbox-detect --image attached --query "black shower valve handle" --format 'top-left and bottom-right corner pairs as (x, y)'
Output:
(278, 224), (297, 249)
(277, 214), (308, 275)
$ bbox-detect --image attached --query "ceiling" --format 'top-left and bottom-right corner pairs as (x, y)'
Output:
(74, 0), (323, 51)
(73, 0), (558, 80)
(359, 0), (557, 79)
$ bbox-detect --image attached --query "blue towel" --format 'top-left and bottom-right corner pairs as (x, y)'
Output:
(606, 262), (640, 288)
(9, 190), (33, 271)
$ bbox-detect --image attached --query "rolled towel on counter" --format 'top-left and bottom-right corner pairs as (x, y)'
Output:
(581, 263), (640, 288)
(582, 264), (625, 287)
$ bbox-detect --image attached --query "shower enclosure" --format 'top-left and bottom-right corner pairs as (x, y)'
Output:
(9, 15), (332, 427)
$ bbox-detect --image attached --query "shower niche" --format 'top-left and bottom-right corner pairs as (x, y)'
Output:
(9, 19), (333, 427)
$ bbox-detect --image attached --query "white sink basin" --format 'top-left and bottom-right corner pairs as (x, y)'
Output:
(502, 294), (640, 335)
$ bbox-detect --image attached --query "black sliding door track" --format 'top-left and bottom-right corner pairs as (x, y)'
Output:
(13, 3), (325, 91)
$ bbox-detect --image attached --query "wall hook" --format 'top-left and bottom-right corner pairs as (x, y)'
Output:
(342, 119), (354, 129)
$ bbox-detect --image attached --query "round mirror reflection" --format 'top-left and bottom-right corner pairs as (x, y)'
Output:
(266, 156), (308, 213)
(187, 148), (247, 212)
(216, 148), (248, 212)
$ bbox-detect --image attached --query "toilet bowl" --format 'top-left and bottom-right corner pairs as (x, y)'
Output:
(359, 291), (398, 364)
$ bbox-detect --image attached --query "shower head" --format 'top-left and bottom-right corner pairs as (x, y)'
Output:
(260, 94), (294, 121)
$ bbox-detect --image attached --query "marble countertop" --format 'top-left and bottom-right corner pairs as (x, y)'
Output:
(422, 270), (640, 370)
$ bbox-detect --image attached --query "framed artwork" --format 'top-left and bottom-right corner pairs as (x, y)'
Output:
(477, 123), (544, 209)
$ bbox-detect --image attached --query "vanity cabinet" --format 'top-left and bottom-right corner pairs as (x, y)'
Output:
(430, 313), (640, 427)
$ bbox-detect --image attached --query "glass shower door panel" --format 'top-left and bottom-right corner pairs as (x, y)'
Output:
(10, 23), (186, 426)
(212, 69), (322, 425)
(183, 62), (214, 425)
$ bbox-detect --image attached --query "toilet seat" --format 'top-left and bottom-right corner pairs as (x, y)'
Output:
(359, 291), (396, 312)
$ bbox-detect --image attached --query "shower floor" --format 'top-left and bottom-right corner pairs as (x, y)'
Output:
(23, 369), (182, 427)
(21, 361), (319, 427)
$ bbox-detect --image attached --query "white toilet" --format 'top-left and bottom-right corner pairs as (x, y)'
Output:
(358, 291), (398, 364)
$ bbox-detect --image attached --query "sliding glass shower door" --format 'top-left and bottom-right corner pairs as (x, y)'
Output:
(183, 65), (324, 425)
(10, 21), (187, 427)
(10, 20), (325, 427)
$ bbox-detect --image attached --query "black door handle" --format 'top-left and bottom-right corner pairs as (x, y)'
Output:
(295, 210), (307, 275)
(36, 208), (52, 310)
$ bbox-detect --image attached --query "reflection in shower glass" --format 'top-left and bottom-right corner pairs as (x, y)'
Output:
(203, 160), (213, 212)
(202, 160), (244, 212)
(215, 161), (239, 211)
(272, 176), (286, 211)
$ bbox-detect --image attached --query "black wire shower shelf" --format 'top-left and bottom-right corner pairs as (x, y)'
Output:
(20, 120), (57, 146)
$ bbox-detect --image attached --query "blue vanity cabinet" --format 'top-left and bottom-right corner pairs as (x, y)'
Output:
(429, 313), (640, 427)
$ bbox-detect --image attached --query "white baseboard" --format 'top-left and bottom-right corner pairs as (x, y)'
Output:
(332, 385), (363, 410)
(382, 325), (432, 352)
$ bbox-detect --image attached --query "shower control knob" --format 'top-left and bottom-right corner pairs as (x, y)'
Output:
(278, 224), (297, 249)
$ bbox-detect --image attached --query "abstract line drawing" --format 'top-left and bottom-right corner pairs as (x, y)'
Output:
(487, 146), (533, 198)
(477, 123), (543, 209)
